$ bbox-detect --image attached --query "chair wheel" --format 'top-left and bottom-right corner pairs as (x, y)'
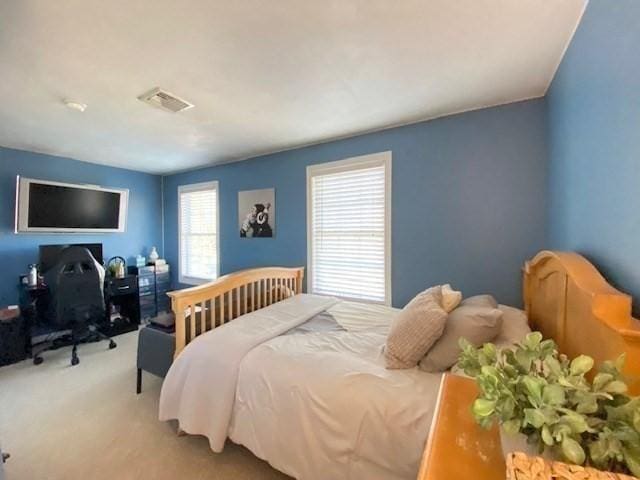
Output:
(109, 340), (117, 349)
(71, 355), (79, 366)
(33, 356), (43, 365)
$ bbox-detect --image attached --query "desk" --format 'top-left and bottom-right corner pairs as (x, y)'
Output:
(103, 275), (140, 336)
(418, 374), (505, 480)
(19, 275), (140, 340)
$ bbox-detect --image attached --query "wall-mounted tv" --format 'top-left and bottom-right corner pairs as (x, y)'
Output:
(15, 176), (129, 233)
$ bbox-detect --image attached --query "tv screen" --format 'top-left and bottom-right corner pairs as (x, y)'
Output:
(15, 177), (128, 233)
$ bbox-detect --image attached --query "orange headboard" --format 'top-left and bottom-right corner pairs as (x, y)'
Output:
(523, 250), (640, 394)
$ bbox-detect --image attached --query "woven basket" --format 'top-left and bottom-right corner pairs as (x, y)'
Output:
(506, 452), (638, 480)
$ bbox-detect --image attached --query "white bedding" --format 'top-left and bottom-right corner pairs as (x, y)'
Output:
(159, 294), (338, 451)
(160, 294), (443, 480)
(229, 300), (442, 480)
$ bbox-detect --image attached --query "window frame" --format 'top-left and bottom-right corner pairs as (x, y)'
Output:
(178, 180), (220, 285)
(306, 151), (392, 306)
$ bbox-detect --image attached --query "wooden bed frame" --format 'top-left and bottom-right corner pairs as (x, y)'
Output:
(523, 250), (640, 393)
(168, 251), (640, 377)
(167, 267), (304, 357)
(419, 250), (640, 480)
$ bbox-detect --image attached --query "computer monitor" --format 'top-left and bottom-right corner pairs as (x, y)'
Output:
(39, 243), (104, 273)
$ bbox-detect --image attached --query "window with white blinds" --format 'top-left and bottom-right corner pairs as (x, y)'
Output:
(307, 152), (391, 305)
(178, 181), (219, 285)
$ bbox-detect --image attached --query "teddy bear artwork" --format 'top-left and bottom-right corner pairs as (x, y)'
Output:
(238, 188), (275, 238)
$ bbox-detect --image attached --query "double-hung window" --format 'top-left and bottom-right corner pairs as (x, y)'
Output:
(178, 181), (219, 285)
(307, 152), (391, 305)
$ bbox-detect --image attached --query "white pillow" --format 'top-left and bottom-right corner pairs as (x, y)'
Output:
(441, 284), (462, 313)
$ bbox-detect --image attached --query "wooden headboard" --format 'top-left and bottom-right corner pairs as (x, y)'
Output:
(523, 250), (640, 393)
(168, 267), (304, 357)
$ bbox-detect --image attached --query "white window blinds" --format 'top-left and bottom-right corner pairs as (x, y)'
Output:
(308, 153), (391, 304)
(178, 181), (219, 284)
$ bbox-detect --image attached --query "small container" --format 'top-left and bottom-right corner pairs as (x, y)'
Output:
(149, 247), (159, 264)
(27, 264), (38, 287)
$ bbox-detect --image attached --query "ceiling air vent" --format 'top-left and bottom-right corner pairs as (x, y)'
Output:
(138, 87), (194, 113)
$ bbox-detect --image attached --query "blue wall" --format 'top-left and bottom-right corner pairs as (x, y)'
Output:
(547, 0), (640, 310)
(0, 147), (163, 306)
(164, 99), (548, 307)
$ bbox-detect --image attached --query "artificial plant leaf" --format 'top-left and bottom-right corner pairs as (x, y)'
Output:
(502, 419), (520, 435)
(541, 425), (554, 446)
(589, 438), (609, 466)
(570, 355), (594, 376)
(560, 411), (590, 434)
(633, 410), (640, 433)
(545, 356), (563, 377)
(575, 393), (599, 415)
(524, 408), (547, 429)
(480, 365), (500, 378)
(539, 339), (556, 358)
(522, 376), (544, 406)
(623, 446), (640, 478)
(593, 373), (614, 392)
(477, 416), (493, 430)
(604, 380), (628, 395)
(543, 384), (566, 406)
(515, 349), (533, 372)
(503, 364), (518, 378)
(472, 398), (496, 418)
(553, 424), (571, 442)
(523, 332), (543, 350)
(482, 343), (497, 361)
(561, 437), (586, 465)
(501, 397), (516, 420)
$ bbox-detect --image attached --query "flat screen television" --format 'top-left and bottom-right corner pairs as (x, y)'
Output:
(15, 177), (128, 233)
(39, 243), (104, 272)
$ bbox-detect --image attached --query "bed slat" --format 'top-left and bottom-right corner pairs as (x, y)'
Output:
(168, 267), (305, 358)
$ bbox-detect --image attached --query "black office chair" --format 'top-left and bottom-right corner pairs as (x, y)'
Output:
(34, 246), (116, 366)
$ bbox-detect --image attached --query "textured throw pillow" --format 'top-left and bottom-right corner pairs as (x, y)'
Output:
(418, 304), (503, 372)
(384, 286), (448, 369)
(461, 294), (498, 309)
(441, 284), (463, 313)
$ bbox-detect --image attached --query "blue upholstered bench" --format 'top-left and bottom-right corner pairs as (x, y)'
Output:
(136, 325), (175, 394)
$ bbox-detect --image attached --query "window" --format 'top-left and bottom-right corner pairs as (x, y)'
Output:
(178, 181), (219, 285)
(307, 152), (391, 305)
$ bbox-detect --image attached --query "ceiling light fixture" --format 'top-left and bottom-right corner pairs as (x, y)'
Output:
(64, 100), (87, 112)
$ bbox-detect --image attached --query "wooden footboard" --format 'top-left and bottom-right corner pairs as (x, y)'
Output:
(168, 267), (304, 357)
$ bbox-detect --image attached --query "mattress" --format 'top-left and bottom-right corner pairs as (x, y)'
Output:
(228, 300), (443, 480)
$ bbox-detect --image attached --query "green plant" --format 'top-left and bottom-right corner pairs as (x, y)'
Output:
(458, 332), (640, 476)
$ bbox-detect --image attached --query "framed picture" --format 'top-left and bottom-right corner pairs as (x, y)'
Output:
(238, 188), (275, 238)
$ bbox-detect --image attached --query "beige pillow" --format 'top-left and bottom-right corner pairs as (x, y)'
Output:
(493, 305), (531, 349)
(441, 284), (463, 312)
(461, 294), (498, 308)
(384, 286), (448, 369)
(419, 305), (503, 372)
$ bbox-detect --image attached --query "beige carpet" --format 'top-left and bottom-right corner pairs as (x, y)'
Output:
(0, 330), (290, 480)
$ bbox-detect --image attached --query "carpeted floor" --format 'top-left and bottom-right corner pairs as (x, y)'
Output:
(0, 330), (290, 480)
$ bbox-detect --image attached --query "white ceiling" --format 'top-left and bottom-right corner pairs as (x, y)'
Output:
(0, 0), (586, 174)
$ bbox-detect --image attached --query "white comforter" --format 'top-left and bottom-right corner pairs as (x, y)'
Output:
(160, 294), (442, 480)
(159, 294), (338, 451)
